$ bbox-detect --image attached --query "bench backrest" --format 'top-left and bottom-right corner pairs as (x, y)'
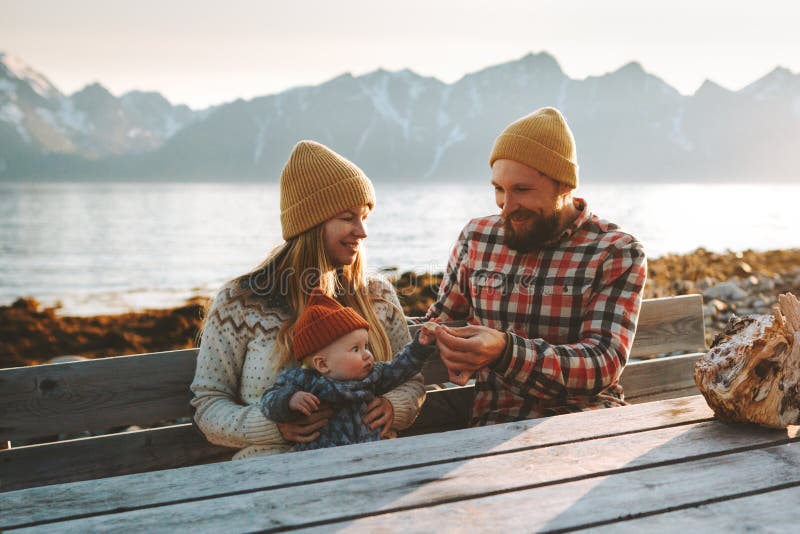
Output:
(0, 295), (705, 492)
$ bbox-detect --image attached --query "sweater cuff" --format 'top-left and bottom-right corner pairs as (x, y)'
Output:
(243, 407), (288, 446)
(489, 331), (514, 374)
(383, 379), (426, 431)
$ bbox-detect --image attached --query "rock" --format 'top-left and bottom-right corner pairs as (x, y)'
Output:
(736, 262), (753, 276)
(703, 281), (749, 302)
(695, 277), (719, 292)
(756, 276), (776, 292)
(694, 292), (800, 428)
(709, 299), (727, 313)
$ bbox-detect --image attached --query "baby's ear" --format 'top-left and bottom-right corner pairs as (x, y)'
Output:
(311, 354), (330, 375)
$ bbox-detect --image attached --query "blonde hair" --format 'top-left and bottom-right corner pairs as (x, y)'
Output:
(228, 223), (394, 370)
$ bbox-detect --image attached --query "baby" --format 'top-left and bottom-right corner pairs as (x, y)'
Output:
(259, 287), (438, 451)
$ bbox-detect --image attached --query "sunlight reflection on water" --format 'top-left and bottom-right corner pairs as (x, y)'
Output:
(1, 181), (798, 314)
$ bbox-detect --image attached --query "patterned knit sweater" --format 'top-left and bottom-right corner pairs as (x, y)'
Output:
(190, 276), (425, 460)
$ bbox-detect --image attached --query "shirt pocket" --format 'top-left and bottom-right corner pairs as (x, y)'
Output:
(468, 269), (507, 324)
(539, 275), (594, 308)
(528, 276), (595, 340)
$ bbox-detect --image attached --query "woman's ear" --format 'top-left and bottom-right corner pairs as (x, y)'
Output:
(312, 354), (330, 375)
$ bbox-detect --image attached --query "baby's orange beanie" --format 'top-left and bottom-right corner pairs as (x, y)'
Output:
(293, 288), (370, 361)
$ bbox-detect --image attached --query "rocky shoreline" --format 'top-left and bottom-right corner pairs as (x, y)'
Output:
(2, 248), (799, 369)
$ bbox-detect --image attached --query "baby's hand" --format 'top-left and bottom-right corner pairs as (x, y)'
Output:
(418, 321), (439, 346)
(288, 391), (320, 416)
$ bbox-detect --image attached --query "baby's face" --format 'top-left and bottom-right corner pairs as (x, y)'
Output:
(318, 328), (375, 380)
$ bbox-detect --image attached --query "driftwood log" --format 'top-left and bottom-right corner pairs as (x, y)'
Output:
(694, 292), (800, 428)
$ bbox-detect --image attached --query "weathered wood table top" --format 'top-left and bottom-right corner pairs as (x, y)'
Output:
(2, 395), (799, 533)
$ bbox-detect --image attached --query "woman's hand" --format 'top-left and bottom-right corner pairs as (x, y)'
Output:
(276, 404), (334, 443)
(362, 396), (394, 437)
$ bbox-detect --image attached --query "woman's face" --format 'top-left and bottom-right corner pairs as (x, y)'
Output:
(322, 205), (370, 267)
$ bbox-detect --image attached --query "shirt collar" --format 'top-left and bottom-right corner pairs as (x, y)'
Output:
(544, 197), (590, 246)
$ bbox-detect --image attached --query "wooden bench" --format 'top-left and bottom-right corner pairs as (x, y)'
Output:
(0, 294), (706, 493)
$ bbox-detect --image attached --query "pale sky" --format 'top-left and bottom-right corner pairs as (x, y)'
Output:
(2, 0), (799, 109)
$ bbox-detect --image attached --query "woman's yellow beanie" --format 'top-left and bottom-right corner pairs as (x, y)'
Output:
(489, 107), (579, 188)
(280, 141), (376, 240)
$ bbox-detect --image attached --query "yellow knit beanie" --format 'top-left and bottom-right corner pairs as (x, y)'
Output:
(280, 140), (376, 240)
(489, 107), (579, 188)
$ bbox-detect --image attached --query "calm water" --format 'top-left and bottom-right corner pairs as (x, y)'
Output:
(1, 181), (798, 315)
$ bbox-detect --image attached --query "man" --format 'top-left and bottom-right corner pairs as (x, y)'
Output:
(426, 107), (647, 425)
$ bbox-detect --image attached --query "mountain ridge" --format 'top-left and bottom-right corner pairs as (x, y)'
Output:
(1, 52), (798, 182)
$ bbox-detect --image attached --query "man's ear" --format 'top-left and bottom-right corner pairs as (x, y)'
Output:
(311, 354), (330, 375)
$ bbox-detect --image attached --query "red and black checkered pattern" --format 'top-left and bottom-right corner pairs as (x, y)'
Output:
(426, 199), (647, 425)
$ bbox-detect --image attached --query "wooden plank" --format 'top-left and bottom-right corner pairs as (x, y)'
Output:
(0, 424), (235, 493)
(622, 352), (702, 401)
(419, 348), (703, 391)
(315, 442), (800, 533)
(625, 386), (701, 405)
(590, 485), (800, 533)
(0, 349), (199, 441)
(411, 296), (705, 359)
(0, 353), (706, 493)
(0, 295), (704, 493)
(0, 296), (703, 443)
(11, 421), (797, 532)
(630, 294), (706, 358)
(0, 396), (713, 529)
(414, 352), (705, 435)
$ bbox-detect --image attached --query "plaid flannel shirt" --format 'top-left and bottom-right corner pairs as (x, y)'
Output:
(425, 199), (647, 425)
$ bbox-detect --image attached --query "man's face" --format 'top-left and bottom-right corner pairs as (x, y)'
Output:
(491, 159), (565, 252)
(313, 328), (375, 381)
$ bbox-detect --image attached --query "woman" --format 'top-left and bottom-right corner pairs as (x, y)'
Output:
(190, 140), (425, 459)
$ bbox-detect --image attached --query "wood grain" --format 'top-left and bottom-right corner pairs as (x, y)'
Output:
(0, 295), (707, 494)
(0, 297), (704, 442)
(11, 421), (796, 532)
(590, 485), (800, 533)
(320, 443), (800, 533)
(408, 353), (704, 435)
(0, 424), (235, 493)
(622, 352), (703, 401)
(0, 396), (713, 528)
(0, 349), (198, 442)
(630, 294), (706, 358)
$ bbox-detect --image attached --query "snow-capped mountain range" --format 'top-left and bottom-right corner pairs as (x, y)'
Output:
(2, 51), (798, 182)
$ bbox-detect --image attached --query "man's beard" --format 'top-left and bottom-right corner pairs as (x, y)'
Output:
(503, 208), (561, 252)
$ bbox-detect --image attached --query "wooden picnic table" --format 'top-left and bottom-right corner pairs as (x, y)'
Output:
(2, 395), (799, 532)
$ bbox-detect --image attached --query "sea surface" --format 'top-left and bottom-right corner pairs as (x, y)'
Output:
(1, 181), (798, 315)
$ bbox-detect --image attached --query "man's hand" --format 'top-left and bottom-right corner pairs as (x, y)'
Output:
(436, 324), (507, 386)
(276, 404), (334, 443)
(362, 396), (395, 437)
(288, 391), (320, 416)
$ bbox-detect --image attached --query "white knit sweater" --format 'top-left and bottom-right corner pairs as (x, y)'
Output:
(190, 276), (425, 460)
